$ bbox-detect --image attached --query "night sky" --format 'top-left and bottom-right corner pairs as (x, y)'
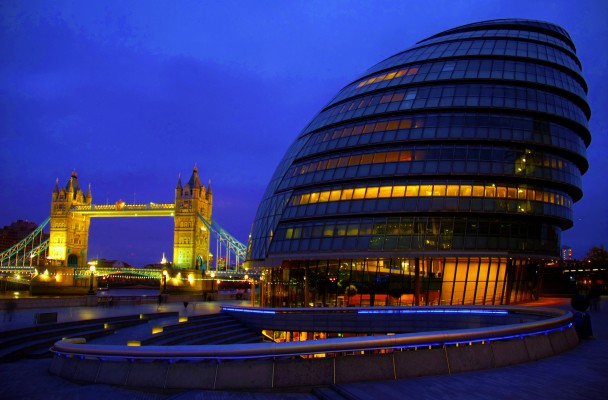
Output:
(1, 0), (606, 266)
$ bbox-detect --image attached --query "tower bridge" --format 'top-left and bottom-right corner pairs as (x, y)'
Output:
(0, 166), (251, 294)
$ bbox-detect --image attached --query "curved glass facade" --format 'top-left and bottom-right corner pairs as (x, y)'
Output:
(247, 19), (591, 307)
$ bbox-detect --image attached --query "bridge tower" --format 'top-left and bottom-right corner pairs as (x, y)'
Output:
(173, 165), (212, 270)
(48, 171), (92, 268)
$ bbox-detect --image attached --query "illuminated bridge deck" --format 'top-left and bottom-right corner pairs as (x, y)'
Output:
(70, 203), (175, 217)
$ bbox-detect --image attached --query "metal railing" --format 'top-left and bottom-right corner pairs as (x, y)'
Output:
(51, 306), (573, 361)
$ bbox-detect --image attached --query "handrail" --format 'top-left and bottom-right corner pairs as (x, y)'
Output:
(51, 306), (573, 361)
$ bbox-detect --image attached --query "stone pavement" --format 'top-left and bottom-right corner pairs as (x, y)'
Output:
(335, 297), (608, 400)
(0, 297), (605, 399)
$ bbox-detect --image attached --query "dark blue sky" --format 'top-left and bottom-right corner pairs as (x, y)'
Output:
(1, 0), (606, 266)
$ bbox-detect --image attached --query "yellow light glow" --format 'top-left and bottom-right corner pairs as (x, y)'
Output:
(152, 326), (164, 334)
(127, 341), (141, 347)
(179, 316), (188, 323)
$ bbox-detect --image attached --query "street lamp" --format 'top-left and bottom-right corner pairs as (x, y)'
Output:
(88, 263), (96, 295)
(162, 269), (168, 294)
(210, 271), (216, 300)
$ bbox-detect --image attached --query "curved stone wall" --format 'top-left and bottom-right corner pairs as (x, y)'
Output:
(50, 306), (577, 391)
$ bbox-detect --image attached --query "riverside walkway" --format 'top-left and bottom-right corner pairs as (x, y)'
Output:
(0, 296), (605, 399)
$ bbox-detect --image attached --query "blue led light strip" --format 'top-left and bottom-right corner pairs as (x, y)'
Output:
(358, 308), (509, 315)
(222, 307), (275, 315)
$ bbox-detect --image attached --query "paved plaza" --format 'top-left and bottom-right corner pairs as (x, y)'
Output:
(0, 297), (606, 399)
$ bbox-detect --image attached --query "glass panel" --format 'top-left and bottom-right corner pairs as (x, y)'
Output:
(472, 185), (485, 197)
(365, 187), (379, 199)
(353, 188), (366, 200)
(341, 188), (354, 200)
(392, 186), (406, 197)
(433, 185), (446, 196)
(420, 185), (433, 196)
(329, 190), (341, 202)
(485, 186), (496, 197)
(447, 185), (459, 196)
(460, 185), (472, 196)
(378, 186), (393, 198)
(406, 185), (419, 197)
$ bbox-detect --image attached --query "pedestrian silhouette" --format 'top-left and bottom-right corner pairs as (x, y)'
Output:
(3, 300), (17, 322)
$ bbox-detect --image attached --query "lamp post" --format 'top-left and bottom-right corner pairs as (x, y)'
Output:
(210, 271), (215, 300)
(162, 269), (168, 294)
(88, 262), (96, 295)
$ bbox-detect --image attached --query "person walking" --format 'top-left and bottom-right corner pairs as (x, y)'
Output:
(3, 299), (17, 322)
(588, 283), (601, 312)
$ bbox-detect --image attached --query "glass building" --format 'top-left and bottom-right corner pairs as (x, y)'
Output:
(246, 19), (591, 308)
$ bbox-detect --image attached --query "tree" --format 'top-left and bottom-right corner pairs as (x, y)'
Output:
(583, 245), (608, 266)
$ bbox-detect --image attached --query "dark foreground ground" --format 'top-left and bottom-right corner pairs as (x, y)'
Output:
(0, 297), (606, 400)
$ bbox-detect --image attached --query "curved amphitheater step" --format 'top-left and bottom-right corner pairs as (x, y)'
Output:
(140, 311), (265, 346)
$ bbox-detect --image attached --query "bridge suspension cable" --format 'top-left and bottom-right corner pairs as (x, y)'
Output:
(197, 213), (247, 270)
(0, 217), (50, 267)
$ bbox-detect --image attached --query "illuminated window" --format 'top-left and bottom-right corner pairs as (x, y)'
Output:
(341, 189), (354, 200)
(400, 119), (413, 129)
(420, 185), (433, 196)
(393, 186), (406, 197)
(365, 187), (379, 199)
(329, 190), (341, 201)
(386, 152), (399, 162)
(373, 153), (386, 163)
(460, 185), (472, 196)
(353, 188), (366, 199)
(378, 186), (393, 198)
(361, 153), (374, 164)
(472, 185), (485, 197)
(309, 192), (320, 203)
(406, 185), (419, 197)
(300, 193), (310, 205)
(400, 151), (412, 161)
(319, 191), (331, 203)
(362, 124), (375, 134)
(392, 92), (405, 102)
(387, 120), (400, 130)
(348, 155), (362, 166)
(518, 188), (527, 199)
(485, 186), (496, 197)
(433, 185), (446, 196)
(447, 185), (459, 196)
(375, 121), (388, 131)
